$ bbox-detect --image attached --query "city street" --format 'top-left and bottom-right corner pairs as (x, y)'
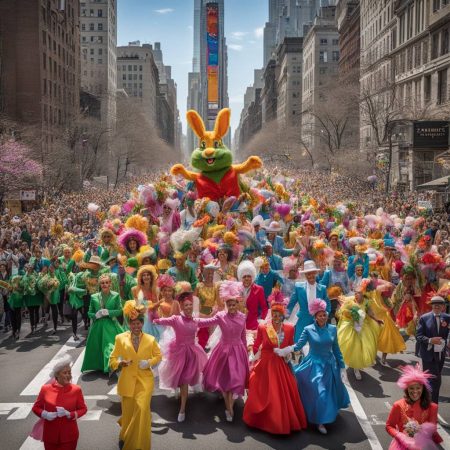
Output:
(0, 320), (449, 450)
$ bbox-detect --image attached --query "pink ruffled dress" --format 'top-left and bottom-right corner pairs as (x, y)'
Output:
(196, 311), (249, 396)
(154, 315), (207, 390)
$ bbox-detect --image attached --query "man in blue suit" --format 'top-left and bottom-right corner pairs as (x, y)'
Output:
(416, 296), (450, 404)
(287, 260), (330, 342)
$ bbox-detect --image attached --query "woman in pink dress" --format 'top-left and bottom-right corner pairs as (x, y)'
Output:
(154, 282), (207, 423)
(196, 280), (249, 422)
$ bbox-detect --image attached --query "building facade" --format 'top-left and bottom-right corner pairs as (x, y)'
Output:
(0, 0), (80, 152)
(80, 0), (117, 129)
(276, 37), (304, 128)
(301, 6), (340, 155)
(117, 42), (159, 128)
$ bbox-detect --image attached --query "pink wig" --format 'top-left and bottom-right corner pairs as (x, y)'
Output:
(118, 228), (147, 250)
(268, 289), (287, 306)
(219, 280), (243, 302)
(308, 298), (327, 316)
(157, 274), (175, 290)
(397, 364), (434, 391)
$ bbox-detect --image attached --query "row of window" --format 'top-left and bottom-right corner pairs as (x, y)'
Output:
(42, 52), (76, 85)
(81, 35), (103, 43)
(81, 8), (103, 17)
(320, 38), (339, 46)
(81, 23), (104, 31)
(433, 0), (450, 12)
(122, 74), (143, 81)
(118, 65), (144, 71)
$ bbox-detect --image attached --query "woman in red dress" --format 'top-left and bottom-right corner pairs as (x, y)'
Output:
(32, 354), (87, 450)
(386, 364), (442, 449)
(243, 302), (307, 435)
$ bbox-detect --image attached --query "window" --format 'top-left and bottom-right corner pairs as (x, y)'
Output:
(320, 38), (328, 45)
(438, 69), (448, 104)
(97, 9), (103, 17)
(133, 74), (137, 80)
(98, 48), (103, 55)
(139, 74), (143, 80)
(128, 74), (132, 80)
(82, 36), (86, 43)
(98, 36), (103, 43)
(122, 65), (126, 71)
(90, 48), (94, 55)
(81, 23), (86, 31)
(139, 65), (143, 71)
(332, 51), (339, 62)
(123, 74), (126, 80)
(433, 0), (440, 11)
(133, 65), (137, 71)
(89, 23), (94, 31)
(319, 67), (327, 74)
(432, 33), (439, 59)
(442, 29), (449, 56)
(98, 59), (102, 64)
(128, 65), (132, 71)
(90, 9), (94, 16)
(332, 39), (339, 46)
(319, 51), (328, 62)
(98, 23), (103, 31)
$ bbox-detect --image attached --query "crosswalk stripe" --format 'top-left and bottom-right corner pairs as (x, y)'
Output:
(70, 348), (85, 385)
(19, 437), (43, 450)
(20, 336), (84, 396)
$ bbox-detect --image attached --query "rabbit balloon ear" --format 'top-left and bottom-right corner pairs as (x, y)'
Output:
(187, 110), (206, 139)
(214, 108), (230, 139)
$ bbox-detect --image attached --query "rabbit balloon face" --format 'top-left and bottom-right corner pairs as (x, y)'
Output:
(188, 108), (232, 176)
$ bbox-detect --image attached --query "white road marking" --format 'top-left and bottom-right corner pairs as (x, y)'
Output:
(7, 403), (34, 420)
(384, 401), (392, 411)
(20, 336), (84, 396)
(80, 409), (102, 421)
(70, 348), (85, 385)
(108, 385), (118, 395)
(19, 437), (43, 450)
(344, 376), (383, 450)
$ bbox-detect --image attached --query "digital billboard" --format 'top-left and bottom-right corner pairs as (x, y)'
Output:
(206, 3), (219, 114)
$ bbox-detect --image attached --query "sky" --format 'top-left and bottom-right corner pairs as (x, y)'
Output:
(117, 0), (267, 141)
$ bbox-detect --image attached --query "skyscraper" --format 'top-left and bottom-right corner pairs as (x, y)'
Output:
(187, 0), (229, 150)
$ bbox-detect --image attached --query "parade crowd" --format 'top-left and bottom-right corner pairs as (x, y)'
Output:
(0, 165), (449, 450)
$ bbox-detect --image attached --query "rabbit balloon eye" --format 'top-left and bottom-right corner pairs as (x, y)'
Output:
(214, 140), (220, 149)
(200, 141), (206, 149)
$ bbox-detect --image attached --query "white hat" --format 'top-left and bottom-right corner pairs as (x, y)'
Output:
(251, 215), (264, 227)
(300, 260), (320, 274)
(264, 221), (282, 233)
(237, 260), (257, 281)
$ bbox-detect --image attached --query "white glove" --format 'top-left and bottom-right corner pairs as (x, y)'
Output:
(101, 309), (109, 317)
(42, 410), (57, 421)
(248, 352), (255, 363)
(341, 368), (347, 383)
(95, 310), (103, 319)
(274, 345), (295, 357)
(138, 360), (150, 370)
(56, 406), (70, 418)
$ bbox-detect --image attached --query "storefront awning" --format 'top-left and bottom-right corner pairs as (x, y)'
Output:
(416, 175), (450, 190)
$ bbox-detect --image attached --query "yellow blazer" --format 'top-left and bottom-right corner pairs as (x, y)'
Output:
(109, 331), (162, 397)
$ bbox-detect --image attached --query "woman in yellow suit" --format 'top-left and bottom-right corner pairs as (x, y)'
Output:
(110, 300), (162, 450)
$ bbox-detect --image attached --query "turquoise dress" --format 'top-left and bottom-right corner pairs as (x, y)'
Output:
(294, 323), (350, 425)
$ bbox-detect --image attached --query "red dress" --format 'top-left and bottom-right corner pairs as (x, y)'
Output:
(32, 381), (87, 450)
(386, 398), (442, 449)
(243, 322), (307, 434)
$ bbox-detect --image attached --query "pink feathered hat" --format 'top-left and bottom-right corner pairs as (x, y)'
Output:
(118, 228), (147, 249)
(219, 280), (243, 302)
(157, 274), (175, 290)
(308, 298), (327, 316)
(397, 364), (434, 391)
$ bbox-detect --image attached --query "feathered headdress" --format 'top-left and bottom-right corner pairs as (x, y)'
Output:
(219, 280), (243, 301)
(170, 227), (202, 254)
(125, 214), (149, 234)
(123, 300), (146, 321)
(157, 273), (175, 289)
(237, 260), (257, 281)
(397, 363), (434, 391)
(118, 228), (147, 250)
(308, 298), (327, 316)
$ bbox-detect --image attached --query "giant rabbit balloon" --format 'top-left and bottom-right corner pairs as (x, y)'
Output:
(170, 108), (263, 201)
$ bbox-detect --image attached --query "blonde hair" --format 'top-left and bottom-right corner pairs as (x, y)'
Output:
(98, 273), (111, 284)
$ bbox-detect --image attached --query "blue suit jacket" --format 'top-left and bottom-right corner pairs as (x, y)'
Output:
(288, 281), (330, 341)
(416, 312), (450, 362)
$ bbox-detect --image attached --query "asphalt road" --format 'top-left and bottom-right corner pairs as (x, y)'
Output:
(0, 319), (449, 450)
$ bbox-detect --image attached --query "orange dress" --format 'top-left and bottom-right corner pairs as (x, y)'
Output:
(243, 322), (307, 434)
(386, 398), (442, 449)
